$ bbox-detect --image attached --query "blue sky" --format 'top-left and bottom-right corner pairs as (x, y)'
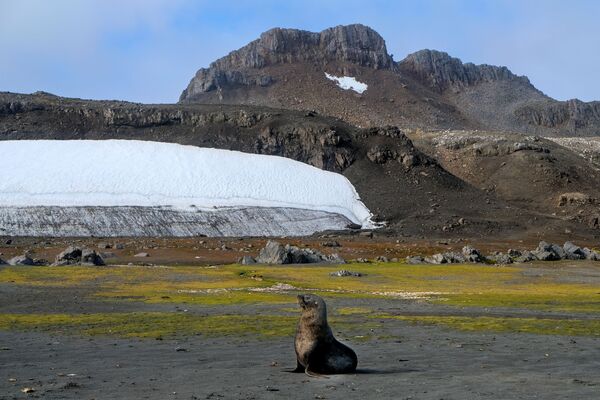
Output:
(1, 0), (599, 103)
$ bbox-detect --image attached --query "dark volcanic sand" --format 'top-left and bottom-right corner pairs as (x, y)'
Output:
(1, 325), (599, 400)
(1, 278), (599, 400)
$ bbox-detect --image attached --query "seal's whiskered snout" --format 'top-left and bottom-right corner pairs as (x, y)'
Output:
(297, 294), (310, 309)
(297, 294), (319, 310)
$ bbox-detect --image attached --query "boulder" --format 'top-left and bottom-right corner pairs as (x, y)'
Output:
(532, 241), (564, 261)
(425, 252), (465, 264)
(563, 242), (586, 260)
(507, 249), (522, 258)
(256, 241), (291, 264)
(256, 240), (345, 264)
(488, 252), (513, 265)
(81, 249), (105, 266)
(462, 246), (485, 263)
(515, 250), (537, 263)
(406, 255), (426, 264)
(53, 246), (104, 266)
(582, 248), (600, 261)
(8, 255), (35, 266)
(53, 246), (83, 266)
(321, 241), (341, 247)
(375, 255), (389, 262)
(239, 256), (256, 265)
(0, 257), (6, 265)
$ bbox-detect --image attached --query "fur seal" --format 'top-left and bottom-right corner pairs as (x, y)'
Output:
(293, 294), (358, 376)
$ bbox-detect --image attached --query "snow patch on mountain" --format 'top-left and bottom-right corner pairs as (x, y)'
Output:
(325, 73), (368, 94)
(0, 140), (374, 227)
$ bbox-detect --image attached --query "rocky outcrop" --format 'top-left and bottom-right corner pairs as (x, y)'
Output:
(398, 49), (534, 93)
(181, 24), (393, 100)
(515, 99), (600, 131)
(256, 240), (345, 264)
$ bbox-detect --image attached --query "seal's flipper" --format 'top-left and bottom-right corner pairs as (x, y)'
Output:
(305, 364), (329, 379)
(283, 360), (305, 373)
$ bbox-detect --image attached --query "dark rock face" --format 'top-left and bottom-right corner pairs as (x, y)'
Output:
(398, 49), (532, 93)
(515, 99), (600, 130)
(256, 240), (345, 264)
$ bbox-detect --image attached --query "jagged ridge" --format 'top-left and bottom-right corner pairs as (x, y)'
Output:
(181, 24), (393, 99)
(398, 49), (535, 93)
(179, 24), (600, 136)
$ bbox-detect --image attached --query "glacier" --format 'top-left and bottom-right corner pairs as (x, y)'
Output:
(0, 140), (373, 237)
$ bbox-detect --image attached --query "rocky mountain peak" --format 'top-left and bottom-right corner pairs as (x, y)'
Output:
(398, 49), (533, 92)
(180, 24), (393, 101)
(217, 23), (393, 70)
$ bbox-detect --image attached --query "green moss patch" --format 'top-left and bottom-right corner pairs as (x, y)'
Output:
(380, 314), (600, 337)
(0, 312), (298, 339)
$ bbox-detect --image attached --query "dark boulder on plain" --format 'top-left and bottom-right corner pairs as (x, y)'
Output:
(425, 252), (465, 264)
(563, 241), (586, 260)
(462, 246), (486, 263)
(239, 255), (256, 265)
(256, 240), (344, 264)
(53, 246), (104, 266)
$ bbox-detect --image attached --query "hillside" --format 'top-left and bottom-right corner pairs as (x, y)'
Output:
(180, 24), (600, 136)
(3, 90), (589, 239)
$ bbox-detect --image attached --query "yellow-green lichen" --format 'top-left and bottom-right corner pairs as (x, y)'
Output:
(379, 314), (600, 337)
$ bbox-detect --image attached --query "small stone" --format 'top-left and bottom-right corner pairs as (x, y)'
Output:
(330, 270), (362, 277)
(134, 252), (150, 258)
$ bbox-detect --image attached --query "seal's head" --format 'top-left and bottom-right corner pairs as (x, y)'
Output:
(297, 294), (327, 321)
